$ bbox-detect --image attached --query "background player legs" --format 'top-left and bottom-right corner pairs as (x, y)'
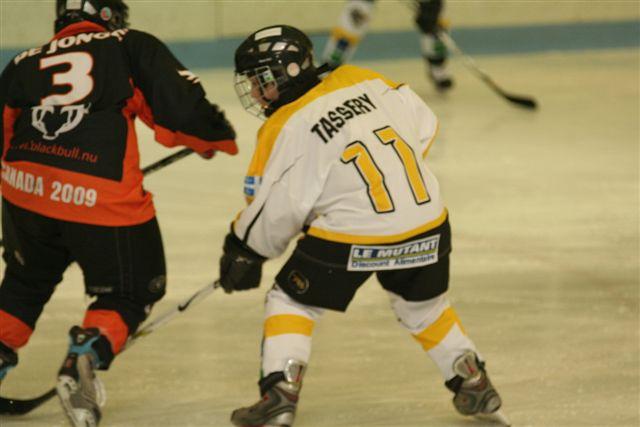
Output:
(413, 0), (454, 90)
(323, 0), (453, 90)
(322, 0), (375, 69)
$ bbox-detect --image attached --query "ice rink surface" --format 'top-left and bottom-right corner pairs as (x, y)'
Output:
(1, 48), (638, 426)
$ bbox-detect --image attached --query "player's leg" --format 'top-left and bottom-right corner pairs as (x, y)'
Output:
(414, 0), (454, 90)
(231, 236), (371, 427)
(378, 250), (508, 424)
(322, 0), (376, 69)
(0, 199), (72, 385)
(231, 285), (322, 427)
(377, 218), (507, 422)
(56, 216), (166, 426)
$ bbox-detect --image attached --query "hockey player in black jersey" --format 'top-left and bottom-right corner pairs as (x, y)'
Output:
(0, 1), (237, 425)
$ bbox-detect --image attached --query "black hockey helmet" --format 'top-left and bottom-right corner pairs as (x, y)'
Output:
(234, 25), (320, 118)
(55, 0), (129, 33)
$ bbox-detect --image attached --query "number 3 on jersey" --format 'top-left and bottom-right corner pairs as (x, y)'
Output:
(341, 126), (430, 213)
(40, 52), (94, 106)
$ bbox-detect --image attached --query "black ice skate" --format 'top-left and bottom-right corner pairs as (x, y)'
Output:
(446, 351), (510, 426)
(231, 359), (306, 427)
(56, 326), (106, 427)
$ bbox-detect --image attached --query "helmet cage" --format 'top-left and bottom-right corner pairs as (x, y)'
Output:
(234, 64), (291, 119)
(234, 26), (318, 118)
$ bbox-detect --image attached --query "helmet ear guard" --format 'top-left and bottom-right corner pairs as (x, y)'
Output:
(55, 0), (129, 33)
(234, 25), (321, 118)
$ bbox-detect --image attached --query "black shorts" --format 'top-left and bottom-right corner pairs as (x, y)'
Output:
(1, 199), (166, 307)
(275, 217), (451, 311)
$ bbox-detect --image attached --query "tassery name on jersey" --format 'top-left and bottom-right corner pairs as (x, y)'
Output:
(310, 93), (377, 143)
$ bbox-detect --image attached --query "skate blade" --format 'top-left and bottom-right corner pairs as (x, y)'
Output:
(56, 376), (98, 427)
(475, 409), (511, 426)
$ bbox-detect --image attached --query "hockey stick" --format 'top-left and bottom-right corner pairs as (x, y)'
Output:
(439, 32), (538, 110)
(140, 147), (194, 175)
(0, 148), (194, 248)
(126, 280), (220, 347)
(0, 389), (57, 416)
(0, 280), (220, 415)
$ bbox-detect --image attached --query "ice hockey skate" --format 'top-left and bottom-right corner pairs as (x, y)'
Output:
(231, 359), (306, 427)
(446, 351), (511, 426)
(56, 326), (106, 427)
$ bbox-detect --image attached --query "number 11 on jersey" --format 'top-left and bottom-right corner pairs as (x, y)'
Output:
(341, 125), (431, 214)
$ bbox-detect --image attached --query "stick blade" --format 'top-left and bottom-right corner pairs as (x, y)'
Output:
(504, 93), (538, 109)
(0, 388), (56, 415)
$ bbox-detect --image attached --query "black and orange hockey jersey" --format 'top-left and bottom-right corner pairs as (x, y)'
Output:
(0, 21), (237, 226)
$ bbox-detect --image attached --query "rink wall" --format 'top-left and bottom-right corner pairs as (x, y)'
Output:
(1, 1), (639, 68)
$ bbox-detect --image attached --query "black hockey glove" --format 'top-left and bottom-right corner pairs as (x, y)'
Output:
(219, 232), (266, 293)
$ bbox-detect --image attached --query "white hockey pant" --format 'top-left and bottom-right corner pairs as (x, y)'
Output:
(261, 285), (480, 381)
(261, 285), (324, 376)
(388, 292), (481, 380)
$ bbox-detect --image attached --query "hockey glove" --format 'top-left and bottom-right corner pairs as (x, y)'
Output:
(198, 149), (216, 160)
(195, 104), (238, 159)
(219, 232), (266, 293)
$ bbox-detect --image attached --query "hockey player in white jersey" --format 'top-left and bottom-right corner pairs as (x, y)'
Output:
(219, 24), (509, 427)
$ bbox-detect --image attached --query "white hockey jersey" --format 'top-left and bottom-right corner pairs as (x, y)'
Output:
(234, 65), (447, 258)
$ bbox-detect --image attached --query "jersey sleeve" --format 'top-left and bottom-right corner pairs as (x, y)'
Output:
(124, 30), (237, 155)
(402, 86), (439, 158)
(232, 124), (327, 258)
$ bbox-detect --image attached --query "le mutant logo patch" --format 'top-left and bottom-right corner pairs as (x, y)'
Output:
(347, 234), (440, 271)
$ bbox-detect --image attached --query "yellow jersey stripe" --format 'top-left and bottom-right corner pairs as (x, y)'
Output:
(247, 65), (402, 179)
(264, 314), (315, 338)
(306, 208), (447, 244)
(412, 307), (465, 352)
